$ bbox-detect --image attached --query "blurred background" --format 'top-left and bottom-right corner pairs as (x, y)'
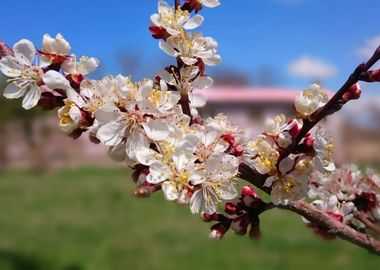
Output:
(0, 0), (380, 269)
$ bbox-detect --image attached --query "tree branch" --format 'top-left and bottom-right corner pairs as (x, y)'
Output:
(278, 201), (380, 255)
(179, 93), (193, 124)
(279, 45), (380, 162)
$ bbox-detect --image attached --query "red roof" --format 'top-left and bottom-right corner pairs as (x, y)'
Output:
(194, 87), (298, 103)
(194, 87), (333, 103)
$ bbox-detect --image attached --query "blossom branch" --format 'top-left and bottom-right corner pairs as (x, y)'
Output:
(278, 201), (380, 255)
(239, 164), (380, 254)
(279, 45), (380, 161)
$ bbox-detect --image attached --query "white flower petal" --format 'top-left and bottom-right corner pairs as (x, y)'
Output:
(159, 41), (178, 57)
(135, 147), (157, 166)
(162, 182), (180, 201)
(142, 119), (170, 141)
(96, 121), (126, 146)
(54, 33), (71, 54)
(126, 130), (148, 160)
(180, 57), (198, 65)
(108, 144), (127, 162)
(80, 57), (99, 75)
(193, 76), (214, 89)
(95, 104), (122, 123)
(203, 54), (221, 66)
(158, 0), (171, 13)
(201, 0), (221, 8)
(13, 39), (35, 65)
(190, 189), (204, 214)
(0, 56), (23, 77)
(66, 88), (86, 108)
(147, 161), (170, 184)
(183, 15), (204, 30)
(3, 82), (28, 99)
(43, 70), (70, 90)
(264, 176), (276, 187)
(279, 156), (296, 175)
(190, 93), (206, 108)
(22, 84), (40, 110)
(219, 184), (238, 200)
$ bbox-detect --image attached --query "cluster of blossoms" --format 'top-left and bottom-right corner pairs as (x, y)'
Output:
(308, 165), (380, 230)
(242, 84), (335, 206)
(1, 0), (379, 241)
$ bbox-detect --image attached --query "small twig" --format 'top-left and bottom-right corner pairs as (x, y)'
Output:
(179, 93), (193, 124)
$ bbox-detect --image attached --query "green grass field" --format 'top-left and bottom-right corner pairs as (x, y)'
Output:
(0, 168), (378, 270)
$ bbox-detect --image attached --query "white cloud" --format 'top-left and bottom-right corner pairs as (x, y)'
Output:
(287, 56), (337, 79)
(357, 36), (380, 58)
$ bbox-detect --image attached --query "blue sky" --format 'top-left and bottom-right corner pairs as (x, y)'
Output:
(1, 0), (380, 92)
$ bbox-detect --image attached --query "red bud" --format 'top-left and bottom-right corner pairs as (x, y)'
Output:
(221, 134), (235, 146)
(369, 69), (380, 82)
(224, 202), (237, 215)
(202, 212), (218, 222)
(343, 83), (361, 101)
(241, 186), (258, 198)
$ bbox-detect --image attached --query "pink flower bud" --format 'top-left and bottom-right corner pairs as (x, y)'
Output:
(241, 186), (257, 198)
(202, 212), (218, 222)
(224, 202), (237, 215)
(231, 215), (249, 235)
(369, 69), (380, 82)
(288, 120), (301, 138)
(343, 83), (361, 101)
(193, 116), (204, 125)
(233, 145), (244, 156)
(221, 134), (235, 146)
(209, 223), (228, 240)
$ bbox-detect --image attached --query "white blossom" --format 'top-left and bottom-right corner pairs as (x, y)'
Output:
(62, 55), (99, 76)
(40, 33), (71, 67)
(294, 83), (328, 117)
(244, 136), (279, 175)
(190, 154), (239, 214)
(58, 100), (82, 134)
(313, 128), (335, 172)
(151, 1), (204, 36)
(0, 39), (70, 109)
(159, 33), (221, 66)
